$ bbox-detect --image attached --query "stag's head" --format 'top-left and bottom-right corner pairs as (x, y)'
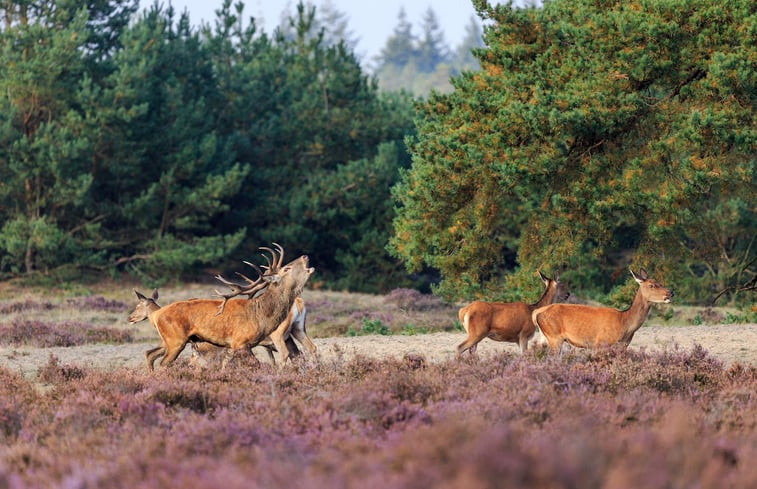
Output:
(128, 289), (160, 323)
(213, 243), (314, 315)
(539, 270), (570, 303)
(258, 243), (314, 296)
(631, 268), (674, 303)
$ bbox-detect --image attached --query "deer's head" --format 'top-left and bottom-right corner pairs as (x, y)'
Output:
(539, 270), (570, 303)
(631, 268), (674, 303)
(128, 289), (160, 323)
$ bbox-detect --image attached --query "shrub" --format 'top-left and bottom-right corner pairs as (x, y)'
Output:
(1, 346), (756, 488)
(0, 319), (133, 347)
(384, 288), (445, 311)
(0, 299), (56, 314)
(65, 295), (128, 312)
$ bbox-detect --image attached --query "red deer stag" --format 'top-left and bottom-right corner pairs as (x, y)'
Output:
(142, 244), (314, 369)
(532, 268), (673, 352)
(127, 289), (302, 368)
(457, 271), (569, 356)
(190, 296), (313, 368)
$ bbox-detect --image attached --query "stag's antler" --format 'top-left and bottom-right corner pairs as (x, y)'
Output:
(213, 266), (268, 316)
(258, 242), (284, 272)
(212, 244), (287, 315)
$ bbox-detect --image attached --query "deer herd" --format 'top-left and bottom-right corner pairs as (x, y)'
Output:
(127, 243), (674, 370)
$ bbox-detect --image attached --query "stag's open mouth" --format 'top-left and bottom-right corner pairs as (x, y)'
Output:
(301, 255), (314, 274)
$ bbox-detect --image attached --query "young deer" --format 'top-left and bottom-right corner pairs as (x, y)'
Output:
(532, 268), (673, 352)
(457, 271), (569, 355)
(141, 244), (314, 369)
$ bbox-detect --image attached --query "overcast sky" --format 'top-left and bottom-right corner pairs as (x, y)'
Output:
(138, 1), (483, 63)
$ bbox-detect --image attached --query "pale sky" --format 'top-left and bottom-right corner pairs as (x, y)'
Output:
(138, 1), (484, 64)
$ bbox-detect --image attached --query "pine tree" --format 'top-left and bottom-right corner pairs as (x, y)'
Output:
(415, 7), (449, 73)
(375, 7), (416, 68)
(96, 4), (248, 279)
(453, 16), (483, 71)
(0, 4), (96, 274)
(391, 0), (756, 304)
(317, 0), (358, 50)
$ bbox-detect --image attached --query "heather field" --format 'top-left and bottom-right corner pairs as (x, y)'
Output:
(0, 283), (756, 488)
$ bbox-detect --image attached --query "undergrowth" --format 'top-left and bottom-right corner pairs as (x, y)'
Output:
(0, 346), (755, 488)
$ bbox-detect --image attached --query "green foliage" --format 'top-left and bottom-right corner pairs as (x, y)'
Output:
(391, 0), (756, 304)
(400, 324), (429, 335)
(0, 1), (414, 291)
(349, 317), (391, 336)
(0, 6), (100, 274)
(288, 142), (412, 291)
(723, 310), (757, 324)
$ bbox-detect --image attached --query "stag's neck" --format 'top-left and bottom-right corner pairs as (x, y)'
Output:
(619, 289), (653, 335)
(531, 285), (554, 309)
(251, 282), (302, 327)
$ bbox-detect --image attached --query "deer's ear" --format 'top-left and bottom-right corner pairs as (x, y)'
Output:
(152, 289), (159, 301)
(630, 268), (648, 284)
(134, 289), (147, 301)
(263, 275), (281, 284)
(538, 270), (548, 284)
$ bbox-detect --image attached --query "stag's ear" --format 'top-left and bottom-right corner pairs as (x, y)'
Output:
(134, 289), (147, 301)
(538, 270), (549, 284)
(263, 274), (281, 285)
(151, 289), (159, 301)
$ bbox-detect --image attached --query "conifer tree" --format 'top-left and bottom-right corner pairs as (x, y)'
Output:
(391, 0), (756, 304)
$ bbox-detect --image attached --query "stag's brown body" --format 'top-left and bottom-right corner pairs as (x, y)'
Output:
(457, 272), (568, 355)
(142, 249), (313, 369)
(532, 268), (673, 352)
(189, 296), (315, 367)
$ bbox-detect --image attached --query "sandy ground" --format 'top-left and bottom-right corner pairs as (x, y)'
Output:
(1, 323), (755, 377)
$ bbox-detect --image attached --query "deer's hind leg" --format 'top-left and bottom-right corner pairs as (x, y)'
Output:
(290, 317), (317, 356)
(145, 344), (166, 371)
(159, 339), (188, 367)
(456, 310), (488, 356)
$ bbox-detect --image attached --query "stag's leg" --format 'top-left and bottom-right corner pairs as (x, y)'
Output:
(221, 347), (236, 369)
(145, 344), (166, 371)
(269, 330), (291, 365)
(456, 309), (488, 356)
(263, 345), (277, 364)
(159, 340), (188, 367)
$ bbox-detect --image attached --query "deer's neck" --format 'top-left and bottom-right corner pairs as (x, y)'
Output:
(619, 289), (652, 335)
(252, 282), (301, 329)
(531, 285), (554, 309)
